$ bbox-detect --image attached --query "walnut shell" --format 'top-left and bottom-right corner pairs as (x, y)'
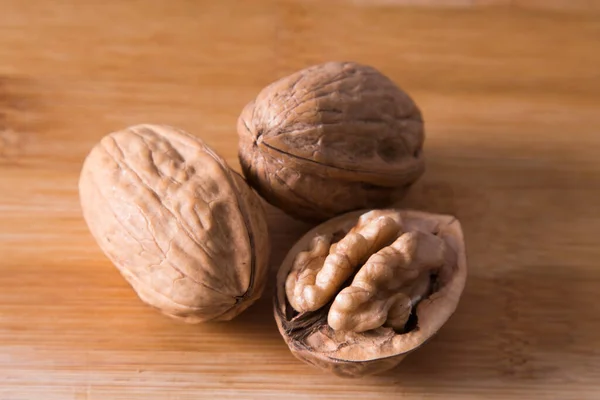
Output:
(79, 124), (270, 323)
(238, 61), (425, 222)
(274, 209), (467, 378)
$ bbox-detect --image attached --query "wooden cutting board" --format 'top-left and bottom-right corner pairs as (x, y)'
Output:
(1, 1), (599, 399)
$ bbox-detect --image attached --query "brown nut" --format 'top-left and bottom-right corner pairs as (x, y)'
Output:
(238, 61), (425, 222)
(79, 124), (270, 323)
(274, 209), (466, 377)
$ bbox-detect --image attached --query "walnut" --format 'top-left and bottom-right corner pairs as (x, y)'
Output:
(79, 124), (270, 323)
(238, 61), (425, 222)
(274, 209), (467, 377)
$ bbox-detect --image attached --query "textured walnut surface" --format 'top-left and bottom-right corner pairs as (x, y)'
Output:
(79, 124), (270, 323)
(274, 209), (467, 377)
(241, 61), (424, 176)
(238, 61), (426, 221)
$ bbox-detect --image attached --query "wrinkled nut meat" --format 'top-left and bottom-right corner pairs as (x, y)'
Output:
(274, 209), (466, 377)
(238, 61), (425, 221)
(79, 124), (270, 323)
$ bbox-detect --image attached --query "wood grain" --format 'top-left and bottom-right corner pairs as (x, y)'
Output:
(1, 0), (600, 399)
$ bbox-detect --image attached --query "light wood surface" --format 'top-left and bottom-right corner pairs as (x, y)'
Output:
(1, 1), (599, 399)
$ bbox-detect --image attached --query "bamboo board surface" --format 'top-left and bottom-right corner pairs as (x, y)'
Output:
(1, 1), (599, 399)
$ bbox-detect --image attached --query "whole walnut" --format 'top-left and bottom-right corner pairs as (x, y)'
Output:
(238, 61), (425, 222)
(79, 124), (270, 323)
(274, 209), (467, 377)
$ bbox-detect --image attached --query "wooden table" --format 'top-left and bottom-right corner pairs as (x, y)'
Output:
(1, 1), (599, 399)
